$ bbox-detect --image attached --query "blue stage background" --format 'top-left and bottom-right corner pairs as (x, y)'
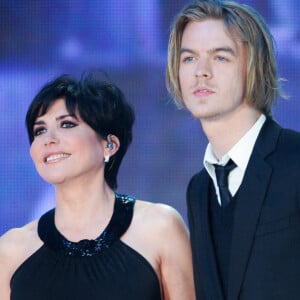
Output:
(1, 0), (299, 234)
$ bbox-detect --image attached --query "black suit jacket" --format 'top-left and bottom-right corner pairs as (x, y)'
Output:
(187, 118), (300, 300)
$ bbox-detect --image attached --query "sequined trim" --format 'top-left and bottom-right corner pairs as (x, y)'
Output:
(38, 193), (136, 257)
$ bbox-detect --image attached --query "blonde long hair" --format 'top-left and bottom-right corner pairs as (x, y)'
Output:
(166, 0), (284, 116)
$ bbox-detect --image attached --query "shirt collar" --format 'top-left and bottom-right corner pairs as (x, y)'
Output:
(204, 114), (266, 176)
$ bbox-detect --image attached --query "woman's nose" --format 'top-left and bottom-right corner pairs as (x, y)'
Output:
(43, 133), (59, 146)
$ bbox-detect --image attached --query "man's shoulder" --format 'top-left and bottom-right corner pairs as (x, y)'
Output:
(272, 122), (300, 151)
(280, 126), (300, 141)
(187, 168), (209, 193)
(256, 118), (300, 155)
(189, 168), (208, 182)
(264, 118), (300, 139)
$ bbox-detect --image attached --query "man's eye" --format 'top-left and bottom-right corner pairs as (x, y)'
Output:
(182, 56), (195, 63)
(216, 56), (227, 62)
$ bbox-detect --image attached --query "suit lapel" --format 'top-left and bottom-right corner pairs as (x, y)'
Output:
(188, 171), (225, 300)
(227, 118), (281, 300)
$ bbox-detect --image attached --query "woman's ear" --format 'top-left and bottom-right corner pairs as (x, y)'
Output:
(105, 134), (120, 156)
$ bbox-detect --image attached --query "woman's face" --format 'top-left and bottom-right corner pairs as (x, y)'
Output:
(30, 98), (106, 185)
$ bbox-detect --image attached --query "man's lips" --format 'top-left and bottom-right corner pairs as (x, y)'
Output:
(193, 87), (215, 97)
(44, 153), (71, 163)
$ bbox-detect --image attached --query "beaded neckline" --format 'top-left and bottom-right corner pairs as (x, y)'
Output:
(38, 193), (136, 257)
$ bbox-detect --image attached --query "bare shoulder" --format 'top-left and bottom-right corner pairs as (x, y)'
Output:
(130, 200), (195, 300)
(0, 220), (42, 279)
(123, 199), (189, 266)
(134, 200), (188, 233)
(131, 200), (190, 249)
(0, 220), (38, 250)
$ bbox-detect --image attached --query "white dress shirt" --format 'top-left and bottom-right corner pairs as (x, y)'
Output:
(204, 114), (266, 205)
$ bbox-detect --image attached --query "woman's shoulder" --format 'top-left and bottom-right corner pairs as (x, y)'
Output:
(133, 199), (188, 236)
(0, 220), (38, 246)
(0, 220), (41, 278)
(0, 221), (36, 248)
(128, 199), (195, 300)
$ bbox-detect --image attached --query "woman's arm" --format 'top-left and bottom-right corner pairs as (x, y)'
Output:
(156, 205), (196, 300)
(120, 200), (196, 300)
(0, 221), (41, 300)
(0, 229), (19, 300)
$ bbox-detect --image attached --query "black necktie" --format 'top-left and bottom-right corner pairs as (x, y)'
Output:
(213, 159), (237, 207)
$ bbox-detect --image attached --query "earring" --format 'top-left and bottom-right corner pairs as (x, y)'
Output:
(104, 155), (110, 163)
(106, 134), (113, 150)
(106, 142), (113, 150)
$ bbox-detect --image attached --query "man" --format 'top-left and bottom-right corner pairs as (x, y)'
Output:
(166, 0), (300, 299)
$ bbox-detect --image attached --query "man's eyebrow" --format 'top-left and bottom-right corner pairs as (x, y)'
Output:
(208, 47), (236, 56)
(180, 46), (237, 56)
(179, 48), (198, 56)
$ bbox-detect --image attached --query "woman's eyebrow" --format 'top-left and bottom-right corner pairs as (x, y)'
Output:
(33, 114), (77, 126)
(55, 114), (77, 121)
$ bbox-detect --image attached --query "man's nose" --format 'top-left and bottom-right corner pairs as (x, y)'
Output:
(194, 59), (212, 79)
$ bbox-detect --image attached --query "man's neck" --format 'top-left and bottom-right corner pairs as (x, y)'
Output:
(201, 108), (261, 160)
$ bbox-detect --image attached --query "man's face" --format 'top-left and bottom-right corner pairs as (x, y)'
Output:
(179, 19), (249, 123)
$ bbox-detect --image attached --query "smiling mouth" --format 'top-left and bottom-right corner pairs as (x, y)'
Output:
(45, 153), (71, 163)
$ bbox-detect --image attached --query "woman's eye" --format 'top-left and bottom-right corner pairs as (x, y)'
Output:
(61, 121), (77, 128)
(33, 127), (46, 137)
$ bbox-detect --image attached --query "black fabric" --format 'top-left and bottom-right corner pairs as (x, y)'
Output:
(213, 159), (236, 207)
(209, 182), (237, 299)
(10, 194), (162, 300)
(187, 118), (300, 300)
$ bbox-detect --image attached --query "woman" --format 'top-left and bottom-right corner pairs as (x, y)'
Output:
(0, 72), (195, 300)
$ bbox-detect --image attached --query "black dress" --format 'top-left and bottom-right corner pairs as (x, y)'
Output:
(10, 194), (162, 300)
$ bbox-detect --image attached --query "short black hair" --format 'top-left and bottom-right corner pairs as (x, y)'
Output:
(26, 71), (135, 190)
